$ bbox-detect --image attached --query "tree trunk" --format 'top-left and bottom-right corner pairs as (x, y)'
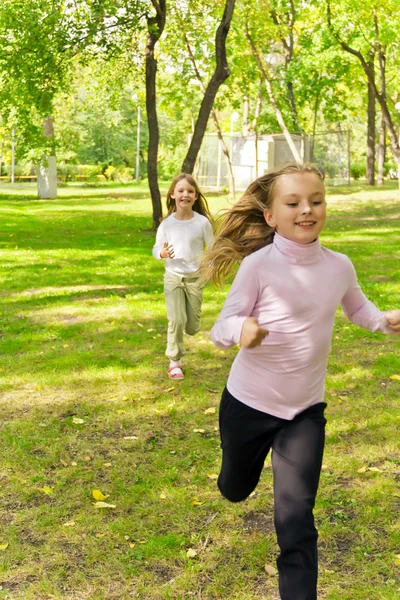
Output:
(377, 37), (386, 186)
(242, 96), (250, 136)
(182, 27), (236, 196)
(246, 26), (302, 164)
(326, 3), (400, 168)
(366, 60), (375, 186)
(145, 1), (166, 230)
(37, 116), (57, 199)
(377, 118), (386, 185)
(270, 1), (301, 133)
(181, 0), (236, 174)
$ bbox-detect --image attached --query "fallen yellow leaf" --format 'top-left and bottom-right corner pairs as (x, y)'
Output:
(129, 542), (136, 549)
(40, 486), (54, 495)
(160, 493), (167, 499)
(389, 374), (400, 381)
(186, 548), (198, 558)
(72, 417), (84, 424)
(92, 489), (106, 501)
(357, 466), (367, 473)
(93, 502), (116, 509)
(103, 463), (112, 468)
(63, 521), (75, 527)
(0, 543), (9, 551)
(123, 435), (138, 440)
(193, 428), (205, 434)
(368, 467), (383, 472)
(207, 474), (218, 480)
(204, 407), (216, 415)
(192, 497), (204, 506)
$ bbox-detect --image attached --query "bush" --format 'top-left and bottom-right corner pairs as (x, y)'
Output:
(58, 163), (78, 182)
(350, 163), (366, 180)
(78, 164), (103, 181)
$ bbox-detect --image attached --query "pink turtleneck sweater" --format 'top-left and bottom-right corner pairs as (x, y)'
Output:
(210, 233), (392, 419)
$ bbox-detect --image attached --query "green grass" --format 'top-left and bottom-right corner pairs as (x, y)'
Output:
(0, 181), (399, 600)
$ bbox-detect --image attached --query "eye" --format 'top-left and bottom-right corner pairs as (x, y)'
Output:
(312, 201), (323, 205)
(287, 203), (298, 207)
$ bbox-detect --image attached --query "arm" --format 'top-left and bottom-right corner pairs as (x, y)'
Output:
(152, 221), (175, 260)
(341, 259), (395, 334)
(152, 221), (166, 260)
(210, 257), (268, 349)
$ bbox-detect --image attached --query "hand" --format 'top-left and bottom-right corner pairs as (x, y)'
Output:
(240, 317), (269, 348)
(385, 309), (400, 333)
(160, 242), (175, 259)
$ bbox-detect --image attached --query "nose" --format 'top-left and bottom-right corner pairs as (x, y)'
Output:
(301, 202), (312, 214)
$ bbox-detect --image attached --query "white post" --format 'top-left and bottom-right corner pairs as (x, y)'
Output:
(11, 128), (15, 184)
(136, 106), (141, 183)
(217, 138), (222, 190)
(396, 101), (400, 189)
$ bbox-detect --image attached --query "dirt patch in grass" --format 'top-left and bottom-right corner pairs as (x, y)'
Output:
(243, 511), (275, 536)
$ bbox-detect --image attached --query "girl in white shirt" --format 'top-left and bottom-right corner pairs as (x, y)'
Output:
(201, 162), (400, 600)
(153, 174), (214, 379)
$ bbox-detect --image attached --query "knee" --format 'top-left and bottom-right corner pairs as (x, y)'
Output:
(218, 479), (254, 503)
(168, 318), (186, 330)
(275, 503), (316, 539)
(185, 324), (200, 336)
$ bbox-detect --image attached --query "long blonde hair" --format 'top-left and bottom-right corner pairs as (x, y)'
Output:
(166, 173), (212, 222)
(201, 162), (323, 286)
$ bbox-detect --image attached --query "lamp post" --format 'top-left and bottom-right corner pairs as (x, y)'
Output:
(230, 111), (239, 158)
(11, 128), (15, 184)
(136, 106), (141, 184)
(395, 100), (400, 188)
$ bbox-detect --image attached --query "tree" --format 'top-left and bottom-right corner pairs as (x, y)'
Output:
(145, 0), (166, 228)
(181, 0), (237, 174)
(326, 0), (400, 178)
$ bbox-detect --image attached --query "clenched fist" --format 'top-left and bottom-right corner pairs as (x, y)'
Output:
(240, 317), (269, 348)
(385, 309), (400, 333)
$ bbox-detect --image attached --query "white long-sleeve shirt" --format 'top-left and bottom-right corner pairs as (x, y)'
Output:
(152, 212), (214, 276)
(211, 233), (392, 419)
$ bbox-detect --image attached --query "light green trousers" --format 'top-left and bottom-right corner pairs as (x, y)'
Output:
(164, 271), (204, 361)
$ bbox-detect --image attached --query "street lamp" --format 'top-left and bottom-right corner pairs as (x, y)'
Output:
(395, 100), (400, 187)
(132, 94), (141, 184)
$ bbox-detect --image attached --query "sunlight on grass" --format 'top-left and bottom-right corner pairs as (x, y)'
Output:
(0, 182), (399, 600)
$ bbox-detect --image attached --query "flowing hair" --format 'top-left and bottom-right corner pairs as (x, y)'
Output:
(166, 173), (212, 222)
(201, 162), (324, 286)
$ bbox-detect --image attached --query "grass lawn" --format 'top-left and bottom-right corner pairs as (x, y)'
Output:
(0, 180), (399, 600)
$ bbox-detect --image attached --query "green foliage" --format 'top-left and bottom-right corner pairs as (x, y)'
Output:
(350, 162), (366, 180)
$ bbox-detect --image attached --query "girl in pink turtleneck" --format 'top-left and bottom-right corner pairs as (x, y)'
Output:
(202, 163), (400, 600)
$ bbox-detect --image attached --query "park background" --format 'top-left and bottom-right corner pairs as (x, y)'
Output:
(1, 1), (400, 599)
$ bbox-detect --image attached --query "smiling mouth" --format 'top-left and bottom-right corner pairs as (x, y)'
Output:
(296, 221), (316, 226)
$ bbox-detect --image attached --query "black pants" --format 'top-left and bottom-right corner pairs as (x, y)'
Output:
(218, 387), (327, 600)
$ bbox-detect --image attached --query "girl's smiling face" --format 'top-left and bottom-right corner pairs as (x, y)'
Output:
(263, 172), (326, 244)
(171, 178), (198, 215)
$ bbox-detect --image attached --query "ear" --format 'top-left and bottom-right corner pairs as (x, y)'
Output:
(263, 208), (276, 229)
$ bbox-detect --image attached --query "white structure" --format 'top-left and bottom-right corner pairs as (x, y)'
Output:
(196, 133), (309, 191)
(37, 156), (57, 198)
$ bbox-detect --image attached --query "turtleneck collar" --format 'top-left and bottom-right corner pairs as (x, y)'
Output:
(273, 232), (322, 265)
